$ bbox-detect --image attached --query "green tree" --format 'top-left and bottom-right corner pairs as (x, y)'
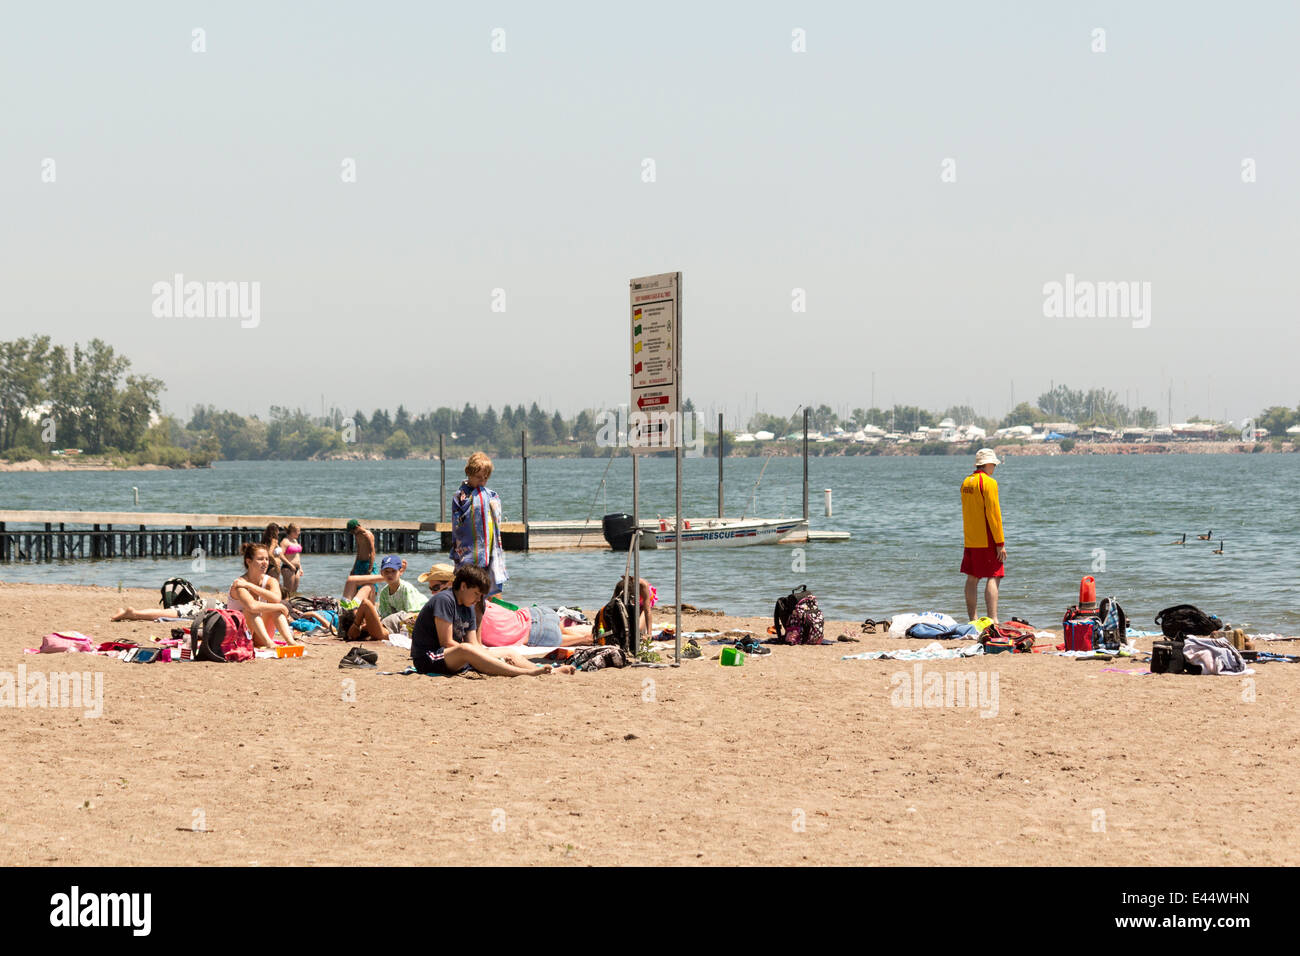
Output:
(999, 402), (1046, 429)
(384, 429), (412, 458)
(458, 404), (481, 443)
(0, 336), (52, 451)
(527, 402), (554, 444)
(551, 411), (568, 442)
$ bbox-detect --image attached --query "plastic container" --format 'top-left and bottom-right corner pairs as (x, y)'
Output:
(1078, 575), (1097, 609)
(719, 646), (746, 666)
(275, 645), (305, 658)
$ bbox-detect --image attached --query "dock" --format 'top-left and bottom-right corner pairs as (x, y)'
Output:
(0, 510), (849, 561)
(0, 511), (423, 563)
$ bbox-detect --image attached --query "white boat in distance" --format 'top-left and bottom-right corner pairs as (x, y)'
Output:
(602, 513), (808, 550)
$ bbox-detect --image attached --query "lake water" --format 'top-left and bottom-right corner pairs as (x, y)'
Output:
(1, 454), (1296, 632)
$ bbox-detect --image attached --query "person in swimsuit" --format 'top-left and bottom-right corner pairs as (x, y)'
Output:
(613, 576), (658, 638)
(278, 523), (304, 594)
(229, 542), (301, 647)
(343, 518), (376, 599)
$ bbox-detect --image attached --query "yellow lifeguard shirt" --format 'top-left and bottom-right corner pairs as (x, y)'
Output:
(960, 470), (1004, 548)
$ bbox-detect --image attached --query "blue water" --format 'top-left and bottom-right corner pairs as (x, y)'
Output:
(1, 454), (1296, 632)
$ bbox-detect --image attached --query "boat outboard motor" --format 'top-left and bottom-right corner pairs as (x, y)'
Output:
(602, 513), (638, 552)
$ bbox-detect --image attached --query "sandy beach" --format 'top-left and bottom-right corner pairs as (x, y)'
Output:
(1, 580), (1295, 866)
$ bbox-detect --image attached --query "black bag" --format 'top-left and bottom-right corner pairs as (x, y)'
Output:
(595, 597), (633, 653)
(1150, 640), (1203, 675)
(160, 577), (200, 609)
(1155, 604), (1222, 640)
(191, 608), (248, 663)
(773, 585), (810, 642)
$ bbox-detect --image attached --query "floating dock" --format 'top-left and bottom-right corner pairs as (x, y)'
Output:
(0, 510), (848, 561)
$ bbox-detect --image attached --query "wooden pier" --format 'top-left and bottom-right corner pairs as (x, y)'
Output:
(0, 511), (424, 563)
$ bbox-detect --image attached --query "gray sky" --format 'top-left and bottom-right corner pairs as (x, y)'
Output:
(2, 1), (1296, 427)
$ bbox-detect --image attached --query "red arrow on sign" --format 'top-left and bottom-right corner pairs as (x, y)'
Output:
(636, 395), (670, 408)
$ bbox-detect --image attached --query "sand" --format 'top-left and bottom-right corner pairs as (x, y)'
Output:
(1, 580), (1296, 866)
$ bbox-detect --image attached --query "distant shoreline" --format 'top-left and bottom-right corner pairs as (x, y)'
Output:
(0, 440), (1294, 471)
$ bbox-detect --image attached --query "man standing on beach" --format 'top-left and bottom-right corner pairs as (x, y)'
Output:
(343, 518), (376, 599)
(961, 449), (1006, 622)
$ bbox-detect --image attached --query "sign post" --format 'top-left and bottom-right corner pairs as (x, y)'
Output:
(629, 271), (682, 665)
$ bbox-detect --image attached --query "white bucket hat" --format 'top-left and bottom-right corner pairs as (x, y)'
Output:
(974, 448), (1001, 467)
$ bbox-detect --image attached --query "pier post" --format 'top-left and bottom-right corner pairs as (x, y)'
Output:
(439, 433), (446, 524)
(0, 522), (6, 561)
(92, 524), (100, 558)
(803, 408), (809, 522)
(45, 522), (52, 561)
(717, 412), (724, 518)
(59, 523), (66, 560)
(521, 430), (529, 539)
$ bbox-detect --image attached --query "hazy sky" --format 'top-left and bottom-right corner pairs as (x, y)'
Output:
(2, 1), (1297, 427)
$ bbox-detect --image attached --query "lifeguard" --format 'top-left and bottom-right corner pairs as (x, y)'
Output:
(960, 448), (1006, 622)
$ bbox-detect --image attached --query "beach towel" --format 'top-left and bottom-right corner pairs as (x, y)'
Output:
(843, 642), (984, 662)
(889, 612), (958, 638)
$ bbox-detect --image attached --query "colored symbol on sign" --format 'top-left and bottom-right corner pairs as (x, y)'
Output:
(637, 395), (670, 408)
(634, 361), (643, 373)
(633, 308), (642, 318)
(634, 324), (642, 336)
(634, 341), (643, 353)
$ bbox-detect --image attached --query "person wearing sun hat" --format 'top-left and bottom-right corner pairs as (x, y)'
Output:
(417, 562), (456, 592)
(960, 448), (1006, 622)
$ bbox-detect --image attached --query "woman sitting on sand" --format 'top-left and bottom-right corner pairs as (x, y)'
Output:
(278, 523), (304, 594)
(410, 564), (572, 676)
(229, 542), (301, 648)
(416, 563), (590, 648)
(261, 522), (284, 583)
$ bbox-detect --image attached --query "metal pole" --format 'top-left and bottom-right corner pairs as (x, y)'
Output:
(717, 411), (724, 518)
(632, 450), (640, 659)
(803, 408), (810, 522)
(439, 433), (446, 524)
(675, 443), (682, 665)
(521, 430), (529, 527)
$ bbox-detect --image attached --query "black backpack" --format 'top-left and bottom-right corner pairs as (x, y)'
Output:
(773, 585), (810, 641)
(1155, 604), (1223, 639)
(594, 597), (634, 653)
(160, 577), (200, 609)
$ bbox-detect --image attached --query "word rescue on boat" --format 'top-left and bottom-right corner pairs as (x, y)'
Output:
(49, 886), (151, 936)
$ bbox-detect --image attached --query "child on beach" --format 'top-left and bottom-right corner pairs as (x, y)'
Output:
(450, 452), (508, 598)
(613, 576), (658, 638)
(410, 564), (570, 676)
(229, 542), (302, 648)
(340, 555), (427, 640)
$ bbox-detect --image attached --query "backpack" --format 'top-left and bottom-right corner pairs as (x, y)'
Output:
(773, 585), (810, 641)
(1063, 596), (1128, 651)
(781, 594), (825, 646)
(161, 577), (200, 609)
(979, 618), (1037, 653)
(1154, 604), (1223, 639)
(593, 597), (634, 653)
(191, 608), (253, 662)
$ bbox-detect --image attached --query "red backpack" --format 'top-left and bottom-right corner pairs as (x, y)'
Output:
(979, 618), (1036, 653)
(191, 609), (254, 662)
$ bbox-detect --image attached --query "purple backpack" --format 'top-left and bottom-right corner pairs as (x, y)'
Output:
(782, 595), (825, 646)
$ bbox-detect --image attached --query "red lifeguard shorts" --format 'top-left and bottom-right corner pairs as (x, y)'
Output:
(961, 546), (1004, 579)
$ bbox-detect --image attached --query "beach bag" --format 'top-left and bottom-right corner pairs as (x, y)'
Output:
(1151, 640), (1202, 675)
(781, 595), (825, 645)
(570, 645), (629, 671)
(773, 585), (810, 640)
(39, 631), (95, 653)
(594, 597), (633, 653)
(191, 608), (253, 663)
(1155, 604), (1222, 639)
(160, 577), (200, 609)
(980, 618), (1036, 653)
